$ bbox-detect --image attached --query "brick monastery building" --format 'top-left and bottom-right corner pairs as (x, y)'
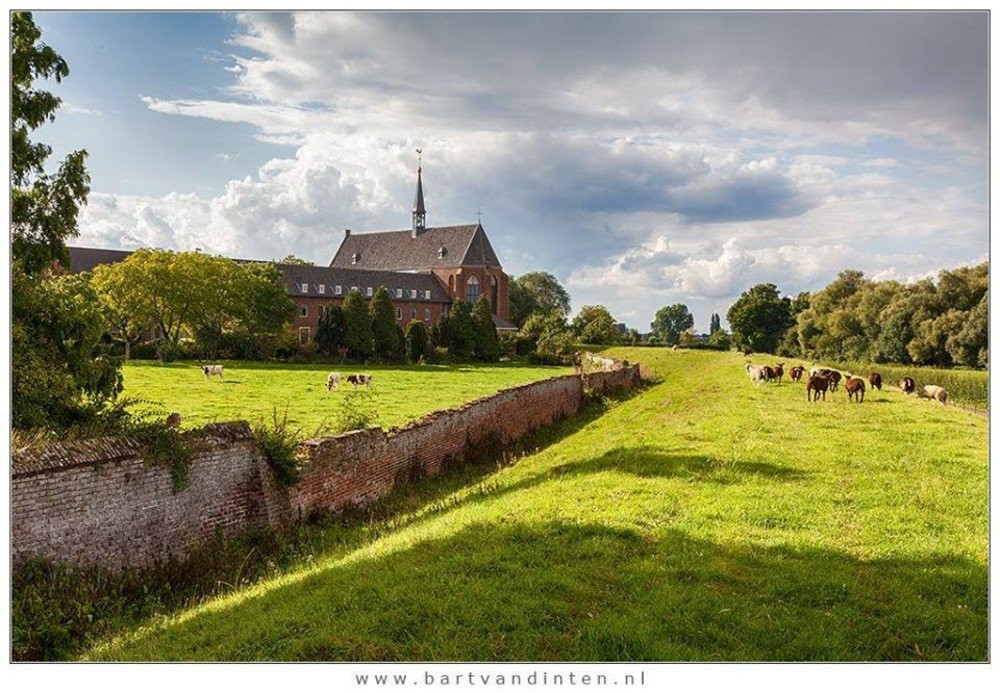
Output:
(66, 163), (516, 343)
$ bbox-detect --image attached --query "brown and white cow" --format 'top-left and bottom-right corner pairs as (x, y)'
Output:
(346, 373), (373, 388)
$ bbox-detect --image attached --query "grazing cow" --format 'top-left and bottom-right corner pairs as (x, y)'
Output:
(789, 365), (805, 382)
(743, 349), (754, 357)
(762, 365), (776, 383)
(326, 372), (341, 391)
(745, 363), (768, 385)
(201, 364), (224, 381)
(868, 372), (883, 391)
(773, 363), (785, 384)
(806, 374), (829, 402)
(346, 373), (372, 388)
(917, 385), (948, 405)
(844, 374), (866, 403)
(900, 377), (916, 395)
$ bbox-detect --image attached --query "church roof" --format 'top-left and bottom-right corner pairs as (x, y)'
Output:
(329, 223), (503, 271)
(66, 247), (133, 273)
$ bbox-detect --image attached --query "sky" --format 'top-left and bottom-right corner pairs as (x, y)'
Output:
(33, 11), (988, 332)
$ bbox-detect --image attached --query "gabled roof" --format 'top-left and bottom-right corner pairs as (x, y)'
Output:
(62, 247), (451, 303)
(66, 247), (133, 273)
(329, 223), (503, 271)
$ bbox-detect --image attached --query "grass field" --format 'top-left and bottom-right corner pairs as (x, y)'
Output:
(87, 347), (987, 661)
(122, 360), (569, 434)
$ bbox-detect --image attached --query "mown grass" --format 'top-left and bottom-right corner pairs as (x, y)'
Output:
(121, 359), (568, 433)
(85, 347), (986, 661)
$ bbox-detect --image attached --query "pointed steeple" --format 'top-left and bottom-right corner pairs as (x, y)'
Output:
(412, 149), (426, 237)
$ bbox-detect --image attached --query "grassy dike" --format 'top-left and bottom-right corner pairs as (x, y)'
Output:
(89, 347), (986, 661)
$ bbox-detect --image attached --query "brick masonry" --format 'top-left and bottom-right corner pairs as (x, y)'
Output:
(11, 359), (641, 570)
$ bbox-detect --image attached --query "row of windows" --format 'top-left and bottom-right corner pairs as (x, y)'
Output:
(299, 282), (432, 300)
(299, 304), (436, 321)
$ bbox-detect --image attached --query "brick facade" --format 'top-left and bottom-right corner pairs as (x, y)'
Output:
(12, 360), (641, 570)
(290, 295), (446, 342)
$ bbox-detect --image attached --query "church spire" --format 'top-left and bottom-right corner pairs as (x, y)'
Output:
(412, 149), (426, 237)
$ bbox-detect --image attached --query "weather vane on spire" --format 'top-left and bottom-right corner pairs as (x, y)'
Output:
(415, 148), (422, 172)
(477, 207), (482, 224)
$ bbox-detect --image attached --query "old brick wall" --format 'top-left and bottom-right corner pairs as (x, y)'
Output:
(12, 360), (639, 570)
(11, 423), (288, 569)
(288, 374), (584, 517)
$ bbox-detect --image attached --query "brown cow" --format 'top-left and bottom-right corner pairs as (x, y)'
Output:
(826, 370), (842, 392)
(346, 373), (373, 388)
(900, 376), (916, 395)
(868, 372), (883, 390)
(762, 365), (776, 383)
(789, 365), (805, 382)
(806, 374), (829, 402)
(844, 374), (866, 403)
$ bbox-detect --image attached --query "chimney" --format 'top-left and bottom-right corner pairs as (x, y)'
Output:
(344, 228), (351, 237)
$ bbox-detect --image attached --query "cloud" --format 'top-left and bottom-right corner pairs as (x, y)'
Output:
(69, 11), (986, 331)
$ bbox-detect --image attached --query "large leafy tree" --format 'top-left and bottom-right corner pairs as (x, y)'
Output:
(12, 12), (89, 274)
(11, 13), (123, 429)
(572, 305), (622, 345)
(369, 286), (398, 359)
(472, 294), (500, 362)
(726, 283), (794, 353)
(947, 292), (988, 367)
(650, 304), (694, 345)
(509, 272), (571, 326)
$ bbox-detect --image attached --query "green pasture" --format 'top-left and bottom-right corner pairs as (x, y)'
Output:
(88, 347), (986, 661)
(121, 360), (569, 434)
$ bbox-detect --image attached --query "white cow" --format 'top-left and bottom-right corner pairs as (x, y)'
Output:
(201, 364), (224, 381)
(326, 372), (341, 391)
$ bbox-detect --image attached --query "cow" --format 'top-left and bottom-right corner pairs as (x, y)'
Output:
(762, 365), (776, 383)
(326, 372), (341, 391)
(900, 377), (916, 395)
(346, 373), (373, 388)
(743, 348), (754, 357)
(201, 364), (224, 381)
(844, 374), (866, 403)
(806, 374), (829, 402)
(917, 385), (948, 405)
(773, 363), (785, 384)
(789, 365), (805, 382)
(826, 370), (842, 392)
(868, 372), (883, 391)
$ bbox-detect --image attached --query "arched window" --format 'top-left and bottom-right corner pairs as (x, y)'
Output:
(465, 275), (480, 304)
(490, 275), (499, 315)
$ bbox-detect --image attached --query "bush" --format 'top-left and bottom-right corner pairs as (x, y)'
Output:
(333, 387), (380, 432)
(155, 340), (182, 363)
(405, 320), (429, 362)
(254, 407), (301, 486)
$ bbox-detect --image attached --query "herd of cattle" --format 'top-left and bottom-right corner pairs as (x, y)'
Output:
(743, 361), (949, 405)
(199, 364), (374, 390)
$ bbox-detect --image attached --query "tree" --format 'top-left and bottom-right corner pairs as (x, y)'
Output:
(11, 12), (90, 275)
(369, 286), (398, 359)
(908, 310), (967, 366)
(236, 262), (297, 337)
(509, 272), (571, 326)
(91, 263), (153, 359)
(342, 289), (373, 359)
(947, 292), (988, 367)
(13, 268), (122, 429)
(405, 320), (429, 362)
(472, 294), (500, 361)
(709, 313), (722, 335)
(726, 283), (794, 353)
(446, 300), (477, 358)
(278, 254), (313, 265)
(708, 329), (732, 350)
(317, 305), (345, 357)
(572, 305), (622, 345)
(651, 304), (694, 345)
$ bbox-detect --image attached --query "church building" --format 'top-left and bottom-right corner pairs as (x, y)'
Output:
(65, 161), (516, 344)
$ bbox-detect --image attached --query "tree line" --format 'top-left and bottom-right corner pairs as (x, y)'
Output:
(726, 265), (988, 368)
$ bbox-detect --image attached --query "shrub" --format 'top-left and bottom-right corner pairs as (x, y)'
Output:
(405, 320), (428, 362)
(333, 387), (380, 432)
(254, 407), (301, 486)
(155, 340), (182, 363)
(342, 289), (374, 359)
(472, 294), (500, 362)
(369, 286), (398, 359)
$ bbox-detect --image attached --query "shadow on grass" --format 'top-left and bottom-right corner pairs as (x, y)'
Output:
(95, 520), (987, 662)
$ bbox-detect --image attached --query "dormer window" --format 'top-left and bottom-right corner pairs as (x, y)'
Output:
(396, 288), (403, 298)
(424, 290), (431, 299)
(300, 283), (309, 293)
(410, 289), (417, 299)
(318, 285), (325, 294)
(335, 285), (342, 295)
(366, 287), (373, 297)
(438, 246), (447, 259)
(351, 252), (361, 264)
